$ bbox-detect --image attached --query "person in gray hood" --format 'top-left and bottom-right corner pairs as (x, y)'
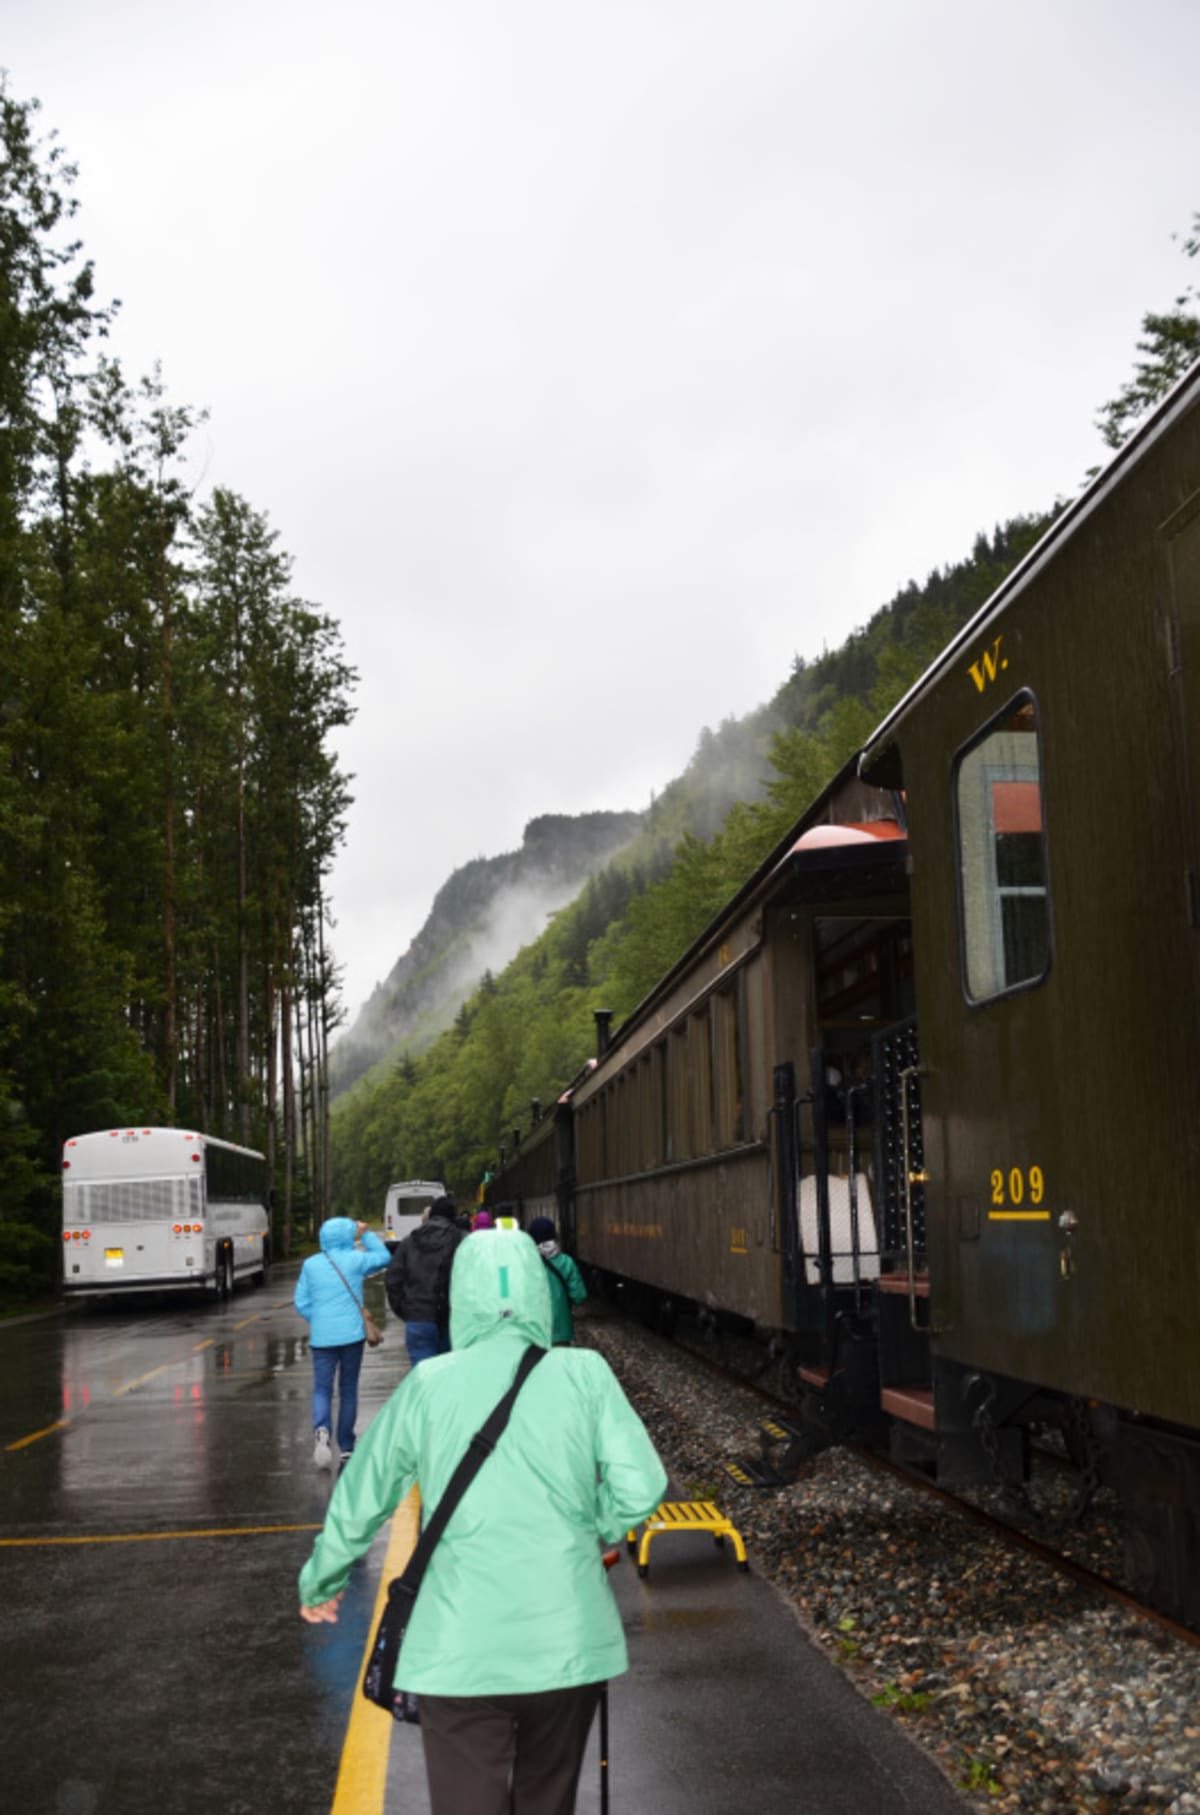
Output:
(300, 1226), (667, 1814)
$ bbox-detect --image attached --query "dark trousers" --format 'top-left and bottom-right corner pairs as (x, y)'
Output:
(418, 1682), (603, 1815)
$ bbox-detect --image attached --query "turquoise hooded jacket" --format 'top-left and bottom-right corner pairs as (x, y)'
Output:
(293, 1217), (390, 1348)
(298, 1228), (667, 1694)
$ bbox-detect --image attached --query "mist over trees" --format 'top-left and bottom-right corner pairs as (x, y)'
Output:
(332, 810), (645, 1098)
(330, 510), (1055, 1214)
(0, 81), (355, 1296)
(4, 69), (1195, 1287)
(331, 215), (1199, 1219)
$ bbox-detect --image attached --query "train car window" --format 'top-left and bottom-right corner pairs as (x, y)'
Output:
(689, 1009), (714, 1157)
(954, 693), (1051, 1002)
(654, 1041), (669, 1165)
(711, 989), (746, 1148)
(670, 1026), (689, 1160)
(733, 973), (748, 1144)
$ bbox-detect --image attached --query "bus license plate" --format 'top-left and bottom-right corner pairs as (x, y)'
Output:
(104, 1249), (124, 1267)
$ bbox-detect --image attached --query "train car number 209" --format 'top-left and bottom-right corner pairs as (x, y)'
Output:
(989, 1165), (1050, 1221)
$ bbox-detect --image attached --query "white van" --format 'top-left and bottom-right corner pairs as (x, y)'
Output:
(383, 1179), (446, 1250)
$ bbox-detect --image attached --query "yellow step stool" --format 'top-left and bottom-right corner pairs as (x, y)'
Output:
(625, 1500), (749, 1579)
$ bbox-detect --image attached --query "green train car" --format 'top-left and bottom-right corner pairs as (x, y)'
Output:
(488, 359), (1200, 1627)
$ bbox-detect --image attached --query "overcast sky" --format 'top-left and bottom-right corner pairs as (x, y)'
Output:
(6, 0), (1200, 1021)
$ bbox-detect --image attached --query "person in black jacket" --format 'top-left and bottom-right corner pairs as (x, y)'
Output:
(385, 1196), (464, 1367)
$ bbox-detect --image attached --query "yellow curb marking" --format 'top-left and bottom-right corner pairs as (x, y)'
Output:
(5, 1419), (71, 1452)
(330, 1488), (421, 1815)
(0, 1522), (324, 1547)
(113, 1364), (172, 1397)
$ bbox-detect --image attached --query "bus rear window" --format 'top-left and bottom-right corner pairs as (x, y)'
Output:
(954, 694), (1051, 1002)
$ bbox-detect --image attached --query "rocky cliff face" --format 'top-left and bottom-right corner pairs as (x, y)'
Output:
(331, 809), (643, 1096)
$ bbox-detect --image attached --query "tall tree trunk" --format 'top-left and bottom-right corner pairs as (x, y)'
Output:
(281, 970), (295, 1258)
(161, 572), (176, 1115)
(237, 717), (249, 1144)
(315, 882), (333, 1223)
(212, 936), (229, 1135)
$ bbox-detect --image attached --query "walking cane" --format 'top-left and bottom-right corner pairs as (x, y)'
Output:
(599, 1681), (610, 1815)
(600, 1547), (619, 1814)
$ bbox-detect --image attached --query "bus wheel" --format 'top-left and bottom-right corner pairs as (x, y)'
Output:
(253, 1241), (270, 1289)
(211, 1247), (232, 1304)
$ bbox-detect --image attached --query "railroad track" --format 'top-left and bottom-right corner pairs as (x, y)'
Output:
(605, 1309), (1200, 1653)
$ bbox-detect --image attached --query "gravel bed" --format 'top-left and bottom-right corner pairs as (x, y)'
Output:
(579, 1315), (1200, 1814)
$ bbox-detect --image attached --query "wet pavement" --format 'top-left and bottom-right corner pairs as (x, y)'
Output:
(382, 1524), (969, 1814)
(1, 1262), (394, 1815)
(2, 1272), (966, 1814)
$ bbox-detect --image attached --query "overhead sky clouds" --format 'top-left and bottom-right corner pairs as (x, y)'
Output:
(6, 0), (1200, 1019)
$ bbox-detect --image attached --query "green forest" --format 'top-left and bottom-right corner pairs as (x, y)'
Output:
(1, 66), (1196, 1302)
(328, 216), (1200, 1220)
(0, 82), (355, 1297)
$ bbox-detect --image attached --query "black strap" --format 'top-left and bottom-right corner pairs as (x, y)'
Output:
(396, 1343), (546, 1598)
(363, 1344), (547, 1709)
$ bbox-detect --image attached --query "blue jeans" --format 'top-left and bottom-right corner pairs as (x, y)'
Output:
(311, 1341), (365, 1454)
(405, 1321), (450, 1368)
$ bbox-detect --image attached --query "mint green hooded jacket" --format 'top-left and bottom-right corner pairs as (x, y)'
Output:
(298, 1228), (667, 1695)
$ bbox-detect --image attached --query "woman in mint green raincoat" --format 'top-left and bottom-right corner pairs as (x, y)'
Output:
(298, 1227), (667, 1815)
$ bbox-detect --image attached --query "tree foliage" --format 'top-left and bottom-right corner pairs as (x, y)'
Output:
(1097, 212), (1200, 449)
(330, 510), (1053, 1216)
(0, 81), (355, 1295)
(331, 198), (1200, 1218)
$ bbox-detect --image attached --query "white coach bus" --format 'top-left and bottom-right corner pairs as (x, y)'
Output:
(383, 1178), (446, 1249)
(61, 1127), (271, 1300)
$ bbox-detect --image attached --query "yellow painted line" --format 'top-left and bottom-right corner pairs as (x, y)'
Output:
(113, 1364), (172, 1396)
(0, 1522), (323, 1547)
(232, 1313), (263, 1330)
(330, 1489), (421, 1815)
(988, 1211), (1052, 1222)
(193, 1338), (215, 1352)
(5, 1418), (71, 1452)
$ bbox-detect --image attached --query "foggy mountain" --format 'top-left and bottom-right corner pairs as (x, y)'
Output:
(331, 810), (644, 1097)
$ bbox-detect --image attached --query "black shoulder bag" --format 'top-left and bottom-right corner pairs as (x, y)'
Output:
(362, 1343), (547, 1722)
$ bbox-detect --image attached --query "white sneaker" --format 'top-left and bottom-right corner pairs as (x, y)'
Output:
(313, 1427), (333, 1470)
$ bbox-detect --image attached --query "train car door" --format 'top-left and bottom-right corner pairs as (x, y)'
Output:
(1168, 492), (1200, 962)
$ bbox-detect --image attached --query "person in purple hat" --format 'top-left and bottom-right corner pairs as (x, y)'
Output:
(472, 1209), (495, 1231)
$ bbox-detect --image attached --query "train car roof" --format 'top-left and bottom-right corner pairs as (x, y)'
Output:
(860, 356), (1200, 784)
(586, 760), (908, 1066)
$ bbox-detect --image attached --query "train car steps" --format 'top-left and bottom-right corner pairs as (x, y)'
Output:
(625, 1501), (749, 1578)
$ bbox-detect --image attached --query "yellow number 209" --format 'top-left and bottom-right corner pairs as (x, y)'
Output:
(990, 1165), (1047, 1216)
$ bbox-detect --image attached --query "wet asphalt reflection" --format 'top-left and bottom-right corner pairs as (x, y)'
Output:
(0, 1263), (401, 1815)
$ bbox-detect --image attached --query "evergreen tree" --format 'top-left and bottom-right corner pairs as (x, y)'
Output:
(1097, 212), (1200, 448)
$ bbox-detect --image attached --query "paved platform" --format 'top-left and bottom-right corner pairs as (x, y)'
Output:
(382, 1507), (967, 1814)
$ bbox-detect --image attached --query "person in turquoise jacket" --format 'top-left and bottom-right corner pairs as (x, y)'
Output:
(298, 1226), (667, 1815)
(294, 1217), (390, 1470)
